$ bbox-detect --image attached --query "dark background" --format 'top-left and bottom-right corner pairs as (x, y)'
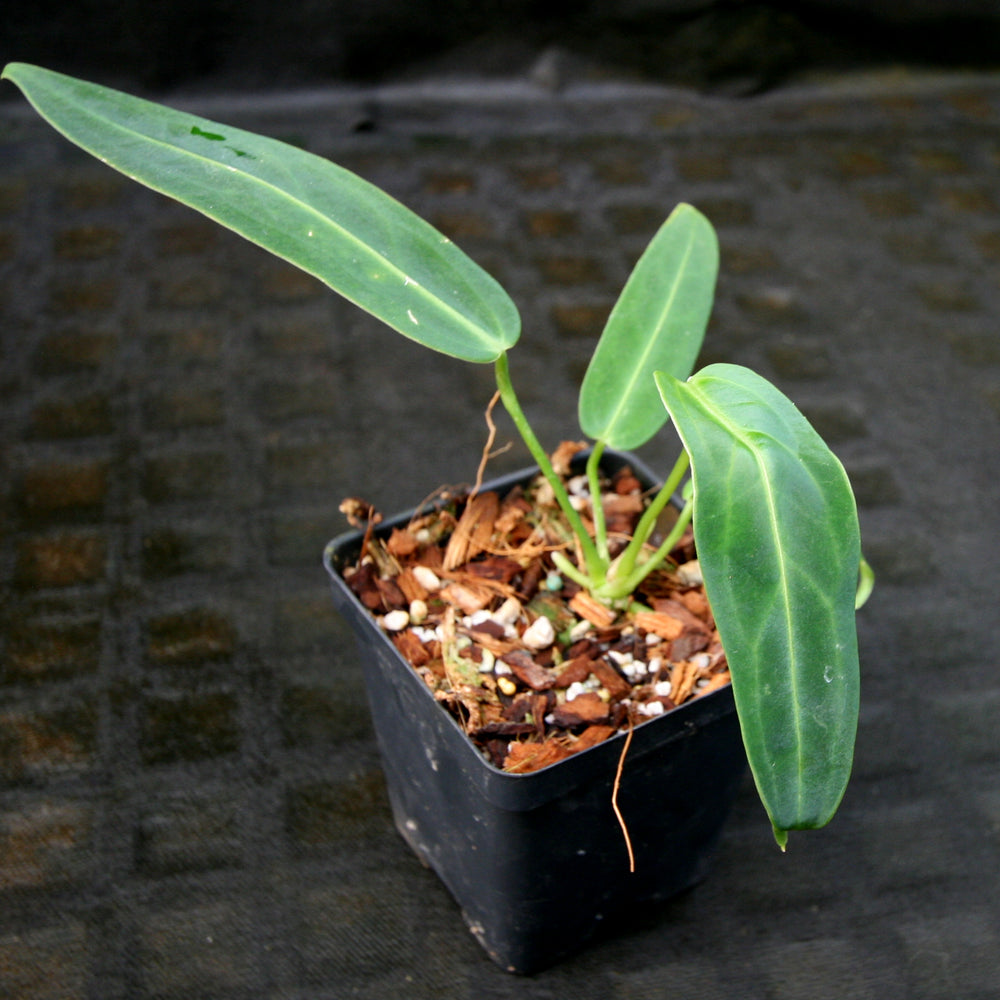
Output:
(3, 0), (1000, 96)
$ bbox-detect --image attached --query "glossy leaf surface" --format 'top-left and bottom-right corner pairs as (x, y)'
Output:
(655, 364), (860, 837)
(579, 204), (717, 449)
(2, 63), (519, 363)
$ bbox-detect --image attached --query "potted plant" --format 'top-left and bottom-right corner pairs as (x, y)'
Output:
(4, 63), (873, 973)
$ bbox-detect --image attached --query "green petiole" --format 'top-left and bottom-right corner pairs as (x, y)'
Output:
(494, 352), (604, 582)
(609, 449), (691, 585)
(585, 441), (609, 563)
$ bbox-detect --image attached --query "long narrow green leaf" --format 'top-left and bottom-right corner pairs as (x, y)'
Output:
(578, 204), (717, 449)
(655, 364), (861, 839)
(2, 62), (519, 363)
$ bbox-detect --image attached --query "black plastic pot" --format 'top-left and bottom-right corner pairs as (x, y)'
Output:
(323, 451), (747, 974)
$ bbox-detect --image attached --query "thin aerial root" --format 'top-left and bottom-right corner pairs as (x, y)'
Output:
(472, 390), (502, 497)
(612, 717), (636, 873)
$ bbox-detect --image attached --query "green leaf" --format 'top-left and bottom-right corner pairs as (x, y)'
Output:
(578, 204), (718, 449)
(2, 62), (519, 363)
(655, 364), (861, 837)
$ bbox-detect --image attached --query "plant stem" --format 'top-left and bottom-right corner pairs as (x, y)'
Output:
(494, 353), (603, 579)
(586, 441), (609, 561)
(608, 499), (694, 598)
(594, 497), (693, 601)
(551, 550), (595, 590)
(612, 449), (690, 583)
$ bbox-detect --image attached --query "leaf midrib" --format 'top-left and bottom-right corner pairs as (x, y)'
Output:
(687, 374), (805, 813)
(596, 225), (699, 441)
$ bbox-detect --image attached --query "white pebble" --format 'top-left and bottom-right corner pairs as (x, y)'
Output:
(607, 650), (633, 667)
(638, 701), (665, 717)
(493, 597), (522, 626)
(569, 619), (592, 642)
(622, 660), (647, 681)
(654, 680), (673, 698)
(521, 615), (555, 650)
(409, 599), (428, 624)
(478, 649), (496, 673)
(382, 610), (410, 631)
(412, 565), (442, 591)
(677, 559), (702, 586)
(565, 682), (588, 702)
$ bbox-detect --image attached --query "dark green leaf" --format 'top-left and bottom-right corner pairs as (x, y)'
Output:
(656, 364), (861, 836)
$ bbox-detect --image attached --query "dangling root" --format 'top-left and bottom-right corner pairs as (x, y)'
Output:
(612, 717), (636, 873)
(471, 390), (510, 496)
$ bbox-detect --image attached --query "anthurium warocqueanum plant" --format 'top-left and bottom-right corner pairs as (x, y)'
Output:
(4, 62), (875, 848)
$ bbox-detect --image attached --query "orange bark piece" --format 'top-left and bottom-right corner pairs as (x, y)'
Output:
(601, 493), (644, 518)
(555, 654), (595, 688)
(392, 630), (430, 667)
(550, 440), (588, 476)
(466, 630), (517, 658)
(443, 491), (499, 570)
(613, 470), (642, 495)
(650, 596), (710, 632)
(440, 581), (493, 614)
(503, 650), (557, 691)
(695, 670), (732, 697)
(394, 568), (429, 603)
(551, 692), (611, 727)
(634, 610), (685, 640)
(504, 738), (573, 773)
(386, 527), (420, 558)
(463, 555), (523, 582)
(495, 495), (529, 536)
(669, 660), (698, 704)
(569, 590), (617, 629)
(668, 628), (711, 662)
(569, 724), (617, 753)
(375, 576), (407, 610)
(677, 588), (712, 622)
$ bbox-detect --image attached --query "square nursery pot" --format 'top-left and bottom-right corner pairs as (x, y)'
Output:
(323, 450), (747, 974)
